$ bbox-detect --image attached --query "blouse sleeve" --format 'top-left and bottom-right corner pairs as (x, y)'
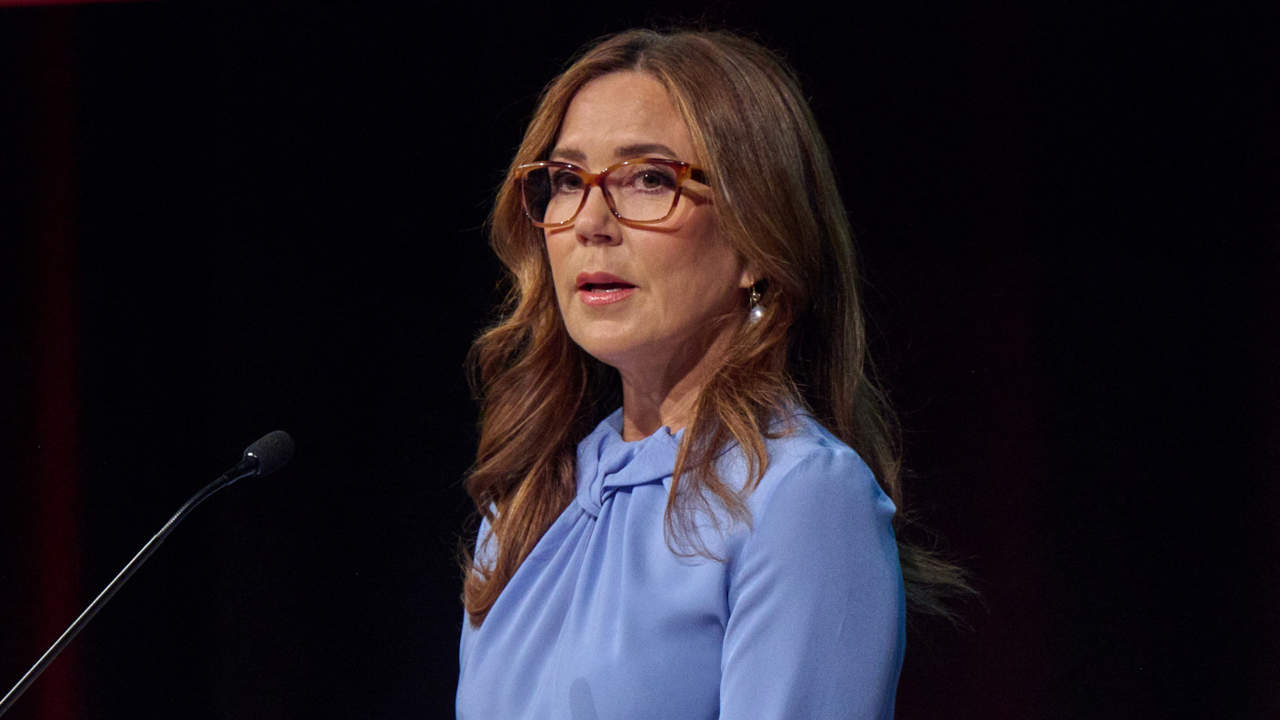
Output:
(719, 447), (905, 720)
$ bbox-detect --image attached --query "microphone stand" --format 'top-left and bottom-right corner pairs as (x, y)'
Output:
(0, 459), (257, 717)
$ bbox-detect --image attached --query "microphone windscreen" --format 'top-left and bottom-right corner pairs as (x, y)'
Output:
(243, 430), (295, 477)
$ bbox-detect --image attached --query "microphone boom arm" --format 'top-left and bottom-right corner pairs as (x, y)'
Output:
(0, 437), (285, 717)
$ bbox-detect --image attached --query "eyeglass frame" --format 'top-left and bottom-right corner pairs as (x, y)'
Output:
(514, 156), (710, 228)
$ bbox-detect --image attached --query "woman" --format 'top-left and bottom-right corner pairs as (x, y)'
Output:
(457, 28), (965, 719)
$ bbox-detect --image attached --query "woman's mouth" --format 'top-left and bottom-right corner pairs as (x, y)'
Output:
(576, 273), (637, 306)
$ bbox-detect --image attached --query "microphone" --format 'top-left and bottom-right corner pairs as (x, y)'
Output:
(215, 430), (297, 489)
(0, 431), (295, 717)
(242, 430), (295, 478)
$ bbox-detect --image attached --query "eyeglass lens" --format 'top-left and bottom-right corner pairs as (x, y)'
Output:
(523, 162), (682, 224)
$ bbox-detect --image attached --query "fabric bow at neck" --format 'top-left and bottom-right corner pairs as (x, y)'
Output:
(574, 409), (681, 518)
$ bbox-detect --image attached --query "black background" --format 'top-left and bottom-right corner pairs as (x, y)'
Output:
(2, 2), (1275, 718)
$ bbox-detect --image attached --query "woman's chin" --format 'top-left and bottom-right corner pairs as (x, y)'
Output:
(567, 324), (647, 365)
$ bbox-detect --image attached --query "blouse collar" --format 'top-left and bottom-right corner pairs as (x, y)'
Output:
(575, 408), (681, 518)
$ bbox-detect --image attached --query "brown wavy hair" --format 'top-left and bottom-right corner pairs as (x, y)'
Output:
(463, 28), (969, 627)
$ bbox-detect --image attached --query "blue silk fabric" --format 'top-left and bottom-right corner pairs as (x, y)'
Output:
(457, 408), (905, 719)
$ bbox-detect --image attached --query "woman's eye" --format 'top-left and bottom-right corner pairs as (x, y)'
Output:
(626, 167), (677, 192)
(551, 170), (584, 193)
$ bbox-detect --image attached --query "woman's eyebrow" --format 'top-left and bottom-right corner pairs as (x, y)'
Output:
(546, 143), (683, 166)
(548, 147), (587, 163)
(616, 143), (679, 159)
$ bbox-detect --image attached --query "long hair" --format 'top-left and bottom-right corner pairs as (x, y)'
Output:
(463, 28), (969, 626)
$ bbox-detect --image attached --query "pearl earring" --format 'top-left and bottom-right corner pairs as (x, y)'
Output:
(747, 285), (765, 324)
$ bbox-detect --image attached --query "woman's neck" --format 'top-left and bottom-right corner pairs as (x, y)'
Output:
(616, 322), (737, 441)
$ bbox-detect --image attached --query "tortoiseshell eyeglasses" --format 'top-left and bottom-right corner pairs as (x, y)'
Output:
(514, 157), (709, 228)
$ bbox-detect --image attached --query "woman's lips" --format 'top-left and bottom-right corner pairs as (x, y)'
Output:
(576, 272), (636, 306)
(578, 285), (636, 305)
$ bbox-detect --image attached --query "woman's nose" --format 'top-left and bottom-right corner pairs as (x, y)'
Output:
(573, 185), (621, 245)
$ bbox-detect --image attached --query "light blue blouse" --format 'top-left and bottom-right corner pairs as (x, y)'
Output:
(456, 409), (905, 719)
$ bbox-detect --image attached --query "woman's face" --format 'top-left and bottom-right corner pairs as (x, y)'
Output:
(544, 71), (752, 383)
